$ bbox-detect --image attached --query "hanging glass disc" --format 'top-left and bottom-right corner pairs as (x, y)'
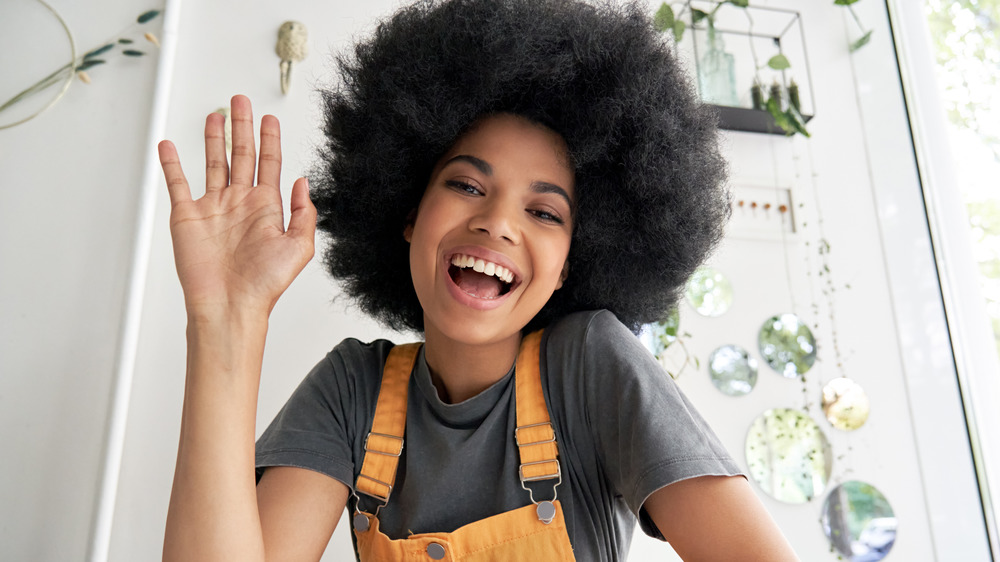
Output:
(821, 480), (896, 561)
(708, 345), (757, 396)
(745, 408), (832, 503)
(758, 313), (816, 378)
(685, 267), (733, 317)
(822, 378), (870, 431)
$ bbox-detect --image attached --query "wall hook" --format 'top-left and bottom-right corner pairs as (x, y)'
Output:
(275, 21), (308, 95)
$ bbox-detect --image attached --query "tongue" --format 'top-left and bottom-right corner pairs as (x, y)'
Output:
(454, 268), (503, 299)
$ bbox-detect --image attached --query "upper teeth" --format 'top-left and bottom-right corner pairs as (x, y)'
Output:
(451, 254), (515, 284)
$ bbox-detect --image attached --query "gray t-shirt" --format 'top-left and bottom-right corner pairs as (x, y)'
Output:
(256, 309), (742, 561)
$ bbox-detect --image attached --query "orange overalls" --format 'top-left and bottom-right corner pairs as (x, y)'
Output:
(351, 331), (577, 561)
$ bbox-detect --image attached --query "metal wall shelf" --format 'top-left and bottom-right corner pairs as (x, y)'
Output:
(714, 105), (814, 136)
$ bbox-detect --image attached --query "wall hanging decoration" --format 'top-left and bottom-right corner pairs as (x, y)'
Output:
(0, 0), (75, 129)
(821, 480), (896, 561)
(745, 407), (832, 503)
(655, 1), (814, 136)
(275, 21), (308, 95)
(685, 266), (734, 317)
(707, 344), (758, 396)
(758, 313), (816, 378)
(821, 377), (870, 431)
(0, 3), (161, 130)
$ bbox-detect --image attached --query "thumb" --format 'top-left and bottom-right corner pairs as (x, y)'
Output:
(286, 177), (317, 248)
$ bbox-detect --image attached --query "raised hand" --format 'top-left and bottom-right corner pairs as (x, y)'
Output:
(157, 95), (316, 318)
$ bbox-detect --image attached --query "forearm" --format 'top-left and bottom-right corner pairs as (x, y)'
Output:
(163, 309), (270, 562)
(158, 96), (316, 560)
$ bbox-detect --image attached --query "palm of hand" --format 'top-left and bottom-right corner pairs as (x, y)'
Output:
(158, 95), (316, 316)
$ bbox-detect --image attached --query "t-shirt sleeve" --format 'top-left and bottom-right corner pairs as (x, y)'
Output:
(254, 338), (390, 490)
(550, 310), (743, 540)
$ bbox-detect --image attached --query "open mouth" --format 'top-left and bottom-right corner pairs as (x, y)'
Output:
(448, 253), (517, 299)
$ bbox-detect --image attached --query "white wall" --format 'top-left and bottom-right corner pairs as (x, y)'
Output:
(0, 1), (163, 560)
(107, 1), (412, 559)
(0, 0), (990, 560)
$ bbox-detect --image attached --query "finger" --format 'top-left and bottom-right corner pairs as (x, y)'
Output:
(228, 94), (256, 188)
(286, 177), (317, 245)
(204, 112), (229, 192)
(157, 140), (192, 206)
(257, 114), (282, 190)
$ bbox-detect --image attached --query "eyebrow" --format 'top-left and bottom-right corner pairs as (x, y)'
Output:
(441, 154), (574, 209)
(443, 154), (493, 175)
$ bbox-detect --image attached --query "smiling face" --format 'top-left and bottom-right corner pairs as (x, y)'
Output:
(404, 113), (575, 351)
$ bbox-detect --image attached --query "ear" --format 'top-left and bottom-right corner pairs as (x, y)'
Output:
(556, 260), (569, 290)
(403, 208), (418, 243)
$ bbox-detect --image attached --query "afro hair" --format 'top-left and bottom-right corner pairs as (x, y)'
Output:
(311, 0), (730, 334)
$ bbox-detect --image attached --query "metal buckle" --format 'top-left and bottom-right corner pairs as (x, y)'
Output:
(519, 459), (561, 482)
(355, 473), (393, 516)
(364, 432), (404, 457)
(519, 459), (562, 504)
(514, 422), (555, 447)
(516, 422), (562, 504)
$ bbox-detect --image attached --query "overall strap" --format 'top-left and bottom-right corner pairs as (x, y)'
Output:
(356, 333), (561, 509)
(355, 343), (421, 507)
(514, 330), (562, 503)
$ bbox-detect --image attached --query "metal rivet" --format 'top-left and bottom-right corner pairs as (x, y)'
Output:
(537, 501), (556, 524)
(353, 512), (370, 532)
(426, 542), (446, 559)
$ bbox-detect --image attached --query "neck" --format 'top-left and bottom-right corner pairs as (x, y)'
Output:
(422, 326), (522, 404)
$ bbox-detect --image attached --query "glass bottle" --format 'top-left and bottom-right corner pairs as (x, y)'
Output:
(697, 20), (739, 106)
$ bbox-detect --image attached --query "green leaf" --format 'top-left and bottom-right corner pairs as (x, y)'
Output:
(673, 20), (686, 42)
(84, 43), (114, 59)
(75, 59), (106, 71)
(767, 53), (791, 70)
(118, 38), (134, 44)
(850, 30), (873, 52)
(692, 8), (709, 24)
(766, 98), (794, 135)
(137, 10), (161, 24)
(122, 49), (146, 57)
(834, 0), (860, 5)
(766, 95), (811, 137)
(653, 3), (675, 33)
(727, 0), (749, 7)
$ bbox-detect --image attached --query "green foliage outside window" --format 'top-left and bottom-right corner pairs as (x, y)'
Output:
(925, 0), (1000, 360)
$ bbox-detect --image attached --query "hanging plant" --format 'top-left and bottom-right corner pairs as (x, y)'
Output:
(654, 0), (748, 42)
(834, 0), (874, 51)
(654, 1), (872, 137)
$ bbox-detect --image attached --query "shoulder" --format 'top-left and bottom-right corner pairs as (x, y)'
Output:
(543, 308), (633, 344)
(539, 309), (668, 418)
(324, 337), (398, 372)
(297, 337), (402, 401)
(542, 309), (652, 371)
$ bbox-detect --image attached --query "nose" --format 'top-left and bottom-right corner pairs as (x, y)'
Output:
(468, 197), (520, 244)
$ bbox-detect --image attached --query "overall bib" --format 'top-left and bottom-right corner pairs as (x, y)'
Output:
(351, 331), (577, 561)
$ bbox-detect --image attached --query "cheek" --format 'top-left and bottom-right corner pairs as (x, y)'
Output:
(406, 215), (445, 288)
(538, 237), (572, 284)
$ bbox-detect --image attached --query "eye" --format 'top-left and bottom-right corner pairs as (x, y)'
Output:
(445, 179), (483, 196)
(528, 208), (565, 225)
